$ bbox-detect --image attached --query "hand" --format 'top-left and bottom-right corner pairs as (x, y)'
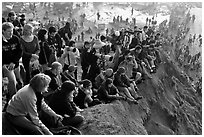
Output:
(43, 128), (53, 135)
(8, 63), (15, 70)
(32, 54), (39, 60)
(55, 114), (63, 122)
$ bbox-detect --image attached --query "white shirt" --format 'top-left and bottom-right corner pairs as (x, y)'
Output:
(64, 48), (80, 66)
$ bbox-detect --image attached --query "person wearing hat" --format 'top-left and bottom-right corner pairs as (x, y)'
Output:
(49, 81), (84, 128)
(95, 68), (114, 88)
(44, 61), (63, 93)
(97, 78), (125, 103)
(48, 26), (63, 57)
(19, 13), (26, 27)
(62, 65), (78, 85)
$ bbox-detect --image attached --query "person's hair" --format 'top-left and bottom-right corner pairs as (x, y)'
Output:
(8, 11), (16, 17)
(30, 73), (51, 92)
(65, 22), (70, 28)
(51, 61), (62, 70)
(48, 26), (57, 34)
(23, 24), (34, 36)
(69, 40), (75, 47)
(82, 79), (92, 88)
(105, 78), (113, 87)
(2, 22), (14, 31)
(38, 28), (47, 41)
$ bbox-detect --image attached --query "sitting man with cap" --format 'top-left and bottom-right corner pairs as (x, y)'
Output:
(62, 65), (78, 85)
(43, 61), (63, 103)
(95, 68), (114, 88)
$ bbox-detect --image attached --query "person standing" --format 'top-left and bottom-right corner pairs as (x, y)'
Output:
(2, 22), (23, 111)
(20, 24), (40, 84)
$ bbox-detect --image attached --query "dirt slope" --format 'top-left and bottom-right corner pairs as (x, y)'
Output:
(79, 49), (202, 135)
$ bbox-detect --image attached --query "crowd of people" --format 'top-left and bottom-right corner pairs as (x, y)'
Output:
(157, 3), (202, 94)
(2, 3), (201, 134)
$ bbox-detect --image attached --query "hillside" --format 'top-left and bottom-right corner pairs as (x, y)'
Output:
(79, 50), (202, 135)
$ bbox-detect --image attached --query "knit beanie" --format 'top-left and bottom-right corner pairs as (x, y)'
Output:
(61, 81), (75, 93)
(117, 67), (125, 74)
(48, 26), (56, 34)
(82, 79), (92, 88)
(106, 78), (113, 85)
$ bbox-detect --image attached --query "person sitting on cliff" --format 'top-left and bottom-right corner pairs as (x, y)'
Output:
(118, 54), (142, 85)
(95, 68), (114, 88)
(113, 67), (142, 102)
(97, 78), (126, 103)
(74, 79), (101, 109)
(5, 73), (63, 135)
(48, 81), (84, 128)
(62, 65), (78, 85)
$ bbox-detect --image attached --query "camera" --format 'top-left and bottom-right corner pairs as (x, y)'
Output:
(65, 46), (77, 53)
(95, 53), (113, 61)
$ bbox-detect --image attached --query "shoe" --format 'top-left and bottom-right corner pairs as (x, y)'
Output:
(133, 100), (138, 104)
(135, 96), (143, 101)
(136, 80), (142, 84)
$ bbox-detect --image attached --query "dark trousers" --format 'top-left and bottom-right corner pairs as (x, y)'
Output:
(5, 112), (44, 135)
(62, 115), (84, 128)
(22, 59), (30, 84)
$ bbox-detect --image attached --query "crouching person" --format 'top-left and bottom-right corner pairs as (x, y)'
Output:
(5, 73), (63, 135)
(97, 78), (125, 103)
(49, 81), (84, 128)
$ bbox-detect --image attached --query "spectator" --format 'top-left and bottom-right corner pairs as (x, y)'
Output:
(95, 68), (114, 88)
(49, 81), (84, 128)
(7, 11), (23, 37)
(97, 78), (125, 103)
(38, 28), (52, 72)
(44, 61), (63, 93)
(58, 22), (72, 45)
(113, 67), (139, 101)
(2, 22), (23, 111)
(74, 79), (101, 109)
(80, 41), (92, 80)
(62, 65), (78, 85)
(20, 24), (40, 84)
(5, 73), (63, 135)
(48, 26), (63, 57)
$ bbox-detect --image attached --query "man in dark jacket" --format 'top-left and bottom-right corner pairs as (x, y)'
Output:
(2, 22), (23, 111)
(49, 81), (84, 128)
(7, 11), (22, 37)
(58, 22), (72, 46)
(80, 41), (92, 80)
(97, 78), (125, 103)
(48, 26), (63, 57)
